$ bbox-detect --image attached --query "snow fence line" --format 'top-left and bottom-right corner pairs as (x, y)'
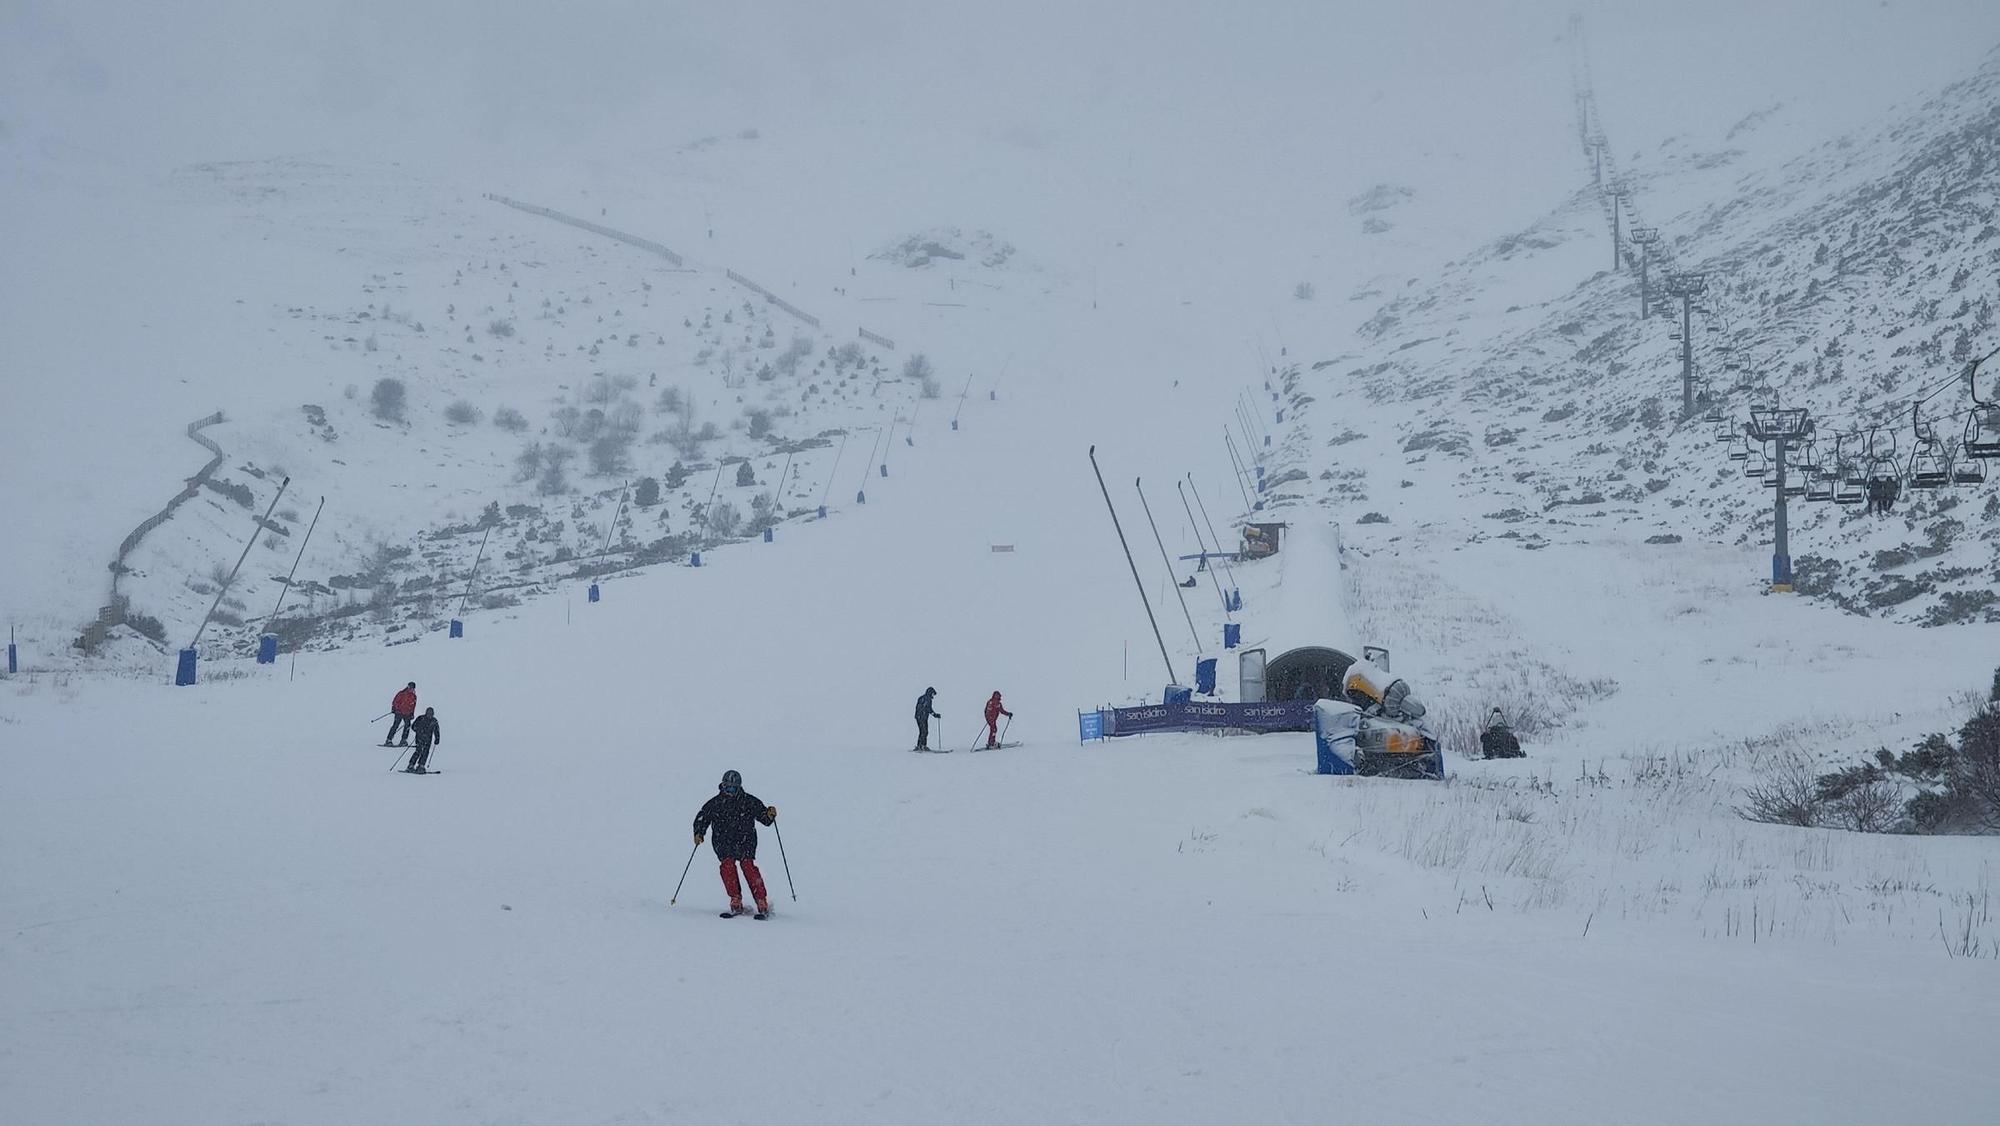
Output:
(482, 192), (828, 331)
(110, 411), (228, 599)
(724, 269), (822, 329)
(858, 327), (896, 350)
(483, 193), (685, 267)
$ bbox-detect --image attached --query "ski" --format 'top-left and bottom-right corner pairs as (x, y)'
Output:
(753, 911), (770, 920)
(971, 742), (1023, 752)
(909, 747), (952, 753)
(720, 909), (743, 918)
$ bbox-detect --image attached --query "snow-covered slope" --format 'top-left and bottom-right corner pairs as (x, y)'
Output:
(8, 4), (2000, 1124)
(1269, 44), (2000, 626)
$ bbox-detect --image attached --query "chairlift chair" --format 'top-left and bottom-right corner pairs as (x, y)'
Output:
(1830, 433), (1864, 504)
(1962, 348), (2000, 459)
(1964, 407), (2000, 460)
(1837, 433), (1866, 487)
(1909, 447), (1951, 489)
(1908, 403), (1951, 489)
(1744, 442), (1768, 477)
(1951, 457), (1986, 486)
(1727, 432), (1750, 459)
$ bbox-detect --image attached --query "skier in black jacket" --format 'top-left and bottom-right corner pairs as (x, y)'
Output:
(693, 769), (778, 917)
(404, 708), (441, 773)
(913, 687), (942, 751)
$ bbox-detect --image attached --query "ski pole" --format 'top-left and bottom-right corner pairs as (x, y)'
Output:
(669, 839), (701, 906)
(773, 824), (796, 901)
(370, 712), (392, 723)
(388, 745), (412, 772)
(999, 714), (1012, 744)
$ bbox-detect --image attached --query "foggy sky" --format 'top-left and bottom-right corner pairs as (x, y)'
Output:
(6, 1), (1997, 173)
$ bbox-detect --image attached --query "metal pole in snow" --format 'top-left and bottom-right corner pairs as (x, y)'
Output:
(1223, 433), (1255, 510)
(597, 481), (632, 571)
(1089, 447), (1177, 686)
(1178, 480), (1230, 614)
(819, 430), (849, 508)
(455, 525), (495, 619)
(702, 461), (726, 543)
(264, 495), (325, 626)
(189, 476), (291, 651)
(1187, 473), (1240, 591)
(1136, 478), (1201, 650)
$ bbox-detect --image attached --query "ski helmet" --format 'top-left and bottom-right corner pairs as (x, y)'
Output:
(720, 769), (743, 791)
(926, 686), (936, 695)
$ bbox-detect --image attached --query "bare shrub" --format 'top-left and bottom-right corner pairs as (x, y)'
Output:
(494, 406), (528, 432)
(537, 446), (575, 495)
(1294, 281), (1316, 300)
(589, 434), (631, 476)
(487, 318), (515, 338)
(515, 442), (546, 482)
(1739, 754), (1823, 827)
(707, 501), (741, 538)
(445, 400), (480, 425)
(1831, 780), (1900, 833)
(902, 353), (935, 384)
(746, 408), (772, 439)
(370, 378), (407, 422)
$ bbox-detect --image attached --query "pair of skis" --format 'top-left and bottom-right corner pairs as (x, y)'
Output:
(719, 907), (771, 920)
(909, 741), (1022, 754)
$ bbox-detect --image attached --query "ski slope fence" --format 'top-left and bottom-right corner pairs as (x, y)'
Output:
(483, 194), (685, 267)
(724, 270), (823, 329)
(858, 327), (896, 350)
(110, 411), (227, 600)
(1079, 699), (1315, 741)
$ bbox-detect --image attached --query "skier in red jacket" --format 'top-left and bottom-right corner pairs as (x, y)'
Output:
(384, 682), (418, 747)
(983, 691), (1014, 749)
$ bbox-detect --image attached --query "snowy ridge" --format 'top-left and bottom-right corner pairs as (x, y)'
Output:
(1271, 46), (2000, 625)
(63, 160), (978, 670)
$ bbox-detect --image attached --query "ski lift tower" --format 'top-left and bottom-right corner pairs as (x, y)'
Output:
(1610, 189), (1629, 272)
(1631, 227), (1662, 319)
(1663, 271), (1709, 419)
(1747, 406), (1813, 592)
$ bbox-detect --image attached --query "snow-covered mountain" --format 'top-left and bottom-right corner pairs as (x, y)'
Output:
(1269, 44), (2000, 626)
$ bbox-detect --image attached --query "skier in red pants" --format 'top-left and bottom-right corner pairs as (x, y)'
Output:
(693, 769), (778, 918)
(983, 691), (1014, 749)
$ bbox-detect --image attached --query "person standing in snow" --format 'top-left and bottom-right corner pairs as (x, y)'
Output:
(404, 707), (442, 773)
(692, 770), (778, 918)
(384, 682), (418, 746)
(983, 691), (1014, 749)
(913, 687), (942, 751)
(1480, 709), (1523, 759)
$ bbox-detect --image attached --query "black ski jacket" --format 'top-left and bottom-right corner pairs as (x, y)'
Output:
(1480, 728), (1521, 759)
(694, 790), (774, 859)
(914, 690), (940, 722)
(413, 714), (441, 747)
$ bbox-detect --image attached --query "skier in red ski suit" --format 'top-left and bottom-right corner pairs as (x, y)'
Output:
(693, 770), (778, 917)
(384, 682), (418, 746)
(983, 691), (1014, 749)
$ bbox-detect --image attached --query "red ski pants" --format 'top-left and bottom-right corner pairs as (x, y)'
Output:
(718, 857), (768, 906)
